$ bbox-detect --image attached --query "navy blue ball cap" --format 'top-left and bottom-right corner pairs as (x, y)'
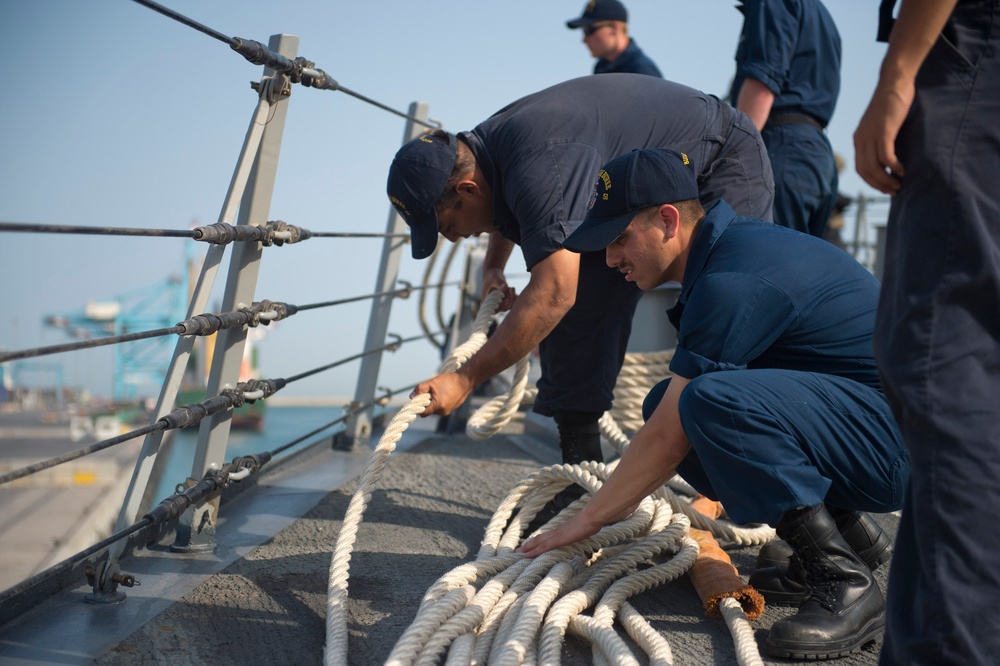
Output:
(566, 0), (628, 28)
(563, 148), (698, 253)
(386, 131), (458, 260)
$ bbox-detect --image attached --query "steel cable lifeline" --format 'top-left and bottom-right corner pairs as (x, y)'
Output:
(0, 380), (276, 486)
(0, 299), (294, 363)
(0, 219), (408, 242)
(0, 280), (460, 363)
(0, 379), (432, 613)
(0, 373), (430, 611)
(0, 327), (444, 486)
(0, 450), (268, 606)
(279, 331), (437, 385)
(322, 290), (774, 665)
(130, 0), (439, 130)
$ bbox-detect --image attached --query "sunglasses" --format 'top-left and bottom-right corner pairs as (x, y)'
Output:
(583, 23), (614, 37)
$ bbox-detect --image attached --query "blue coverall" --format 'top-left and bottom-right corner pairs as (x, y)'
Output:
(642, 201), (908, 526)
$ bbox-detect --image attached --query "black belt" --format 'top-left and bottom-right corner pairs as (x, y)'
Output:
(877, 0), (896, 42)
(765, 113), (825, 131)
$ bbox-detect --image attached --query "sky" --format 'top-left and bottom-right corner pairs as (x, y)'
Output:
(0, 0), (890, 402)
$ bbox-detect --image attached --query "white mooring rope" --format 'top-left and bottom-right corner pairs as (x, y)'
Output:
(323, 292), (504, 666)
(323, 290), (774, 664)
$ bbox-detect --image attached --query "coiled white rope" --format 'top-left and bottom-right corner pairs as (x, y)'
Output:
(324, 393), (432, 666)
(465, 353), (533, 441)
(325, 290), (773, 664)
(450, 324), (773, 663)
(387, 461), (701, 665)
(610, 350), (673, 434)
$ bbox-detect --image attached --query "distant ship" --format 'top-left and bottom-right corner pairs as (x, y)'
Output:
(178, 326), (266, 431)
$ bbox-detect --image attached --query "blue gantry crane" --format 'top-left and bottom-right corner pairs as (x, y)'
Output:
(43, 259), (190, 403)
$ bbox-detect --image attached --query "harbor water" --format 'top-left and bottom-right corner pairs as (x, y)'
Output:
(152, 404), (348, 504)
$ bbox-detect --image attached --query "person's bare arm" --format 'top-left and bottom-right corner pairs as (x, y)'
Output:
(410, 249), (580, 416)
(735, 78), (775, 131)
(519, 376), (692, 557)
(854, 0), (959, 194)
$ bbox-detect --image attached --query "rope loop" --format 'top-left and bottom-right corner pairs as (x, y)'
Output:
(221, 387), (245, 409)
(239, 302), (264, 328)
(295, 56), (340, 91)
(228, 452), (271, 475)
(263, 219), (312, 246)
(287, 57), (312, 84)
(237, 378), (283, 403)
(247, 299), (297, 326)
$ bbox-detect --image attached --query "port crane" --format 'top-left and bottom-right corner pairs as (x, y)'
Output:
(43, 259), (189, 403)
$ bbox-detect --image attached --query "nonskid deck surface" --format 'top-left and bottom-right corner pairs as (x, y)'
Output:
(79, 421), (895, 666)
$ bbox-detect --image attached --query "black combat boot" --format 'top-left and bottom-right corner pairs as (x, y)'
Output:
(554, 410), (604, 465)
(765, 505), (886, 660)
(524, 411), (603, 533)
(749, 507), (892, 605)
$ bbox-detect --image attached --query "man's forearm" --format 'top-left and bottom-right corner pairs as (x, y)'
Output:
(459, 248), (579, 386)
(736, 78), (775, 131)
(881, 0), (959, 82)
(580, 376), (691, 525)
(457, 279), (570, 386)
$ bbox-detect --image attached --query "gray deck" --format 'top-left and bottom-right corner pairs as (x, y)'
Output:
(0, 414), (897, 665)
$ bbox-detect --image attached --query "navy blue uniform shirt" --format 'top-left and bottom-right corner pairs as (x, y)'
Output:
(668, 200), (882, 390)
(594, 39), (662, 77)
(729, 0), (841, 126)
(459, 75), (753, 269)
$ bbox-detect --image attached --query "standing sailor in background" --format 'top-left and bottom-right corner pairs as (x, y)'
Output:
(386, 75), (772, 488)
(730, 0), (841, 237)
(854, 0), (1000, 663)
(566, 0), (662, 77)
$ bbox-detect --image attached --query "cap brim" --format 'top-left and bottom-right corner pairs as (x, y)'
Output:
(562, 212), (635, 253)
(566, 18), (597, 28)
(408, 208), (440, 260)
